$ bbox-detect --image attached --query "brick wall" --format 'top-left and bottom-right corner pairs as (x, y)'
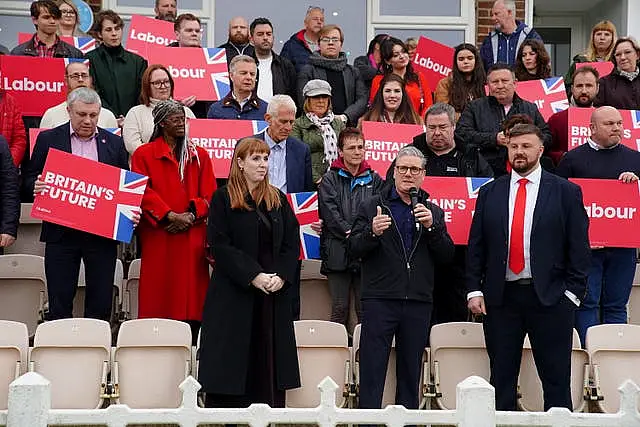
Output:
(476, 0), (527, 47)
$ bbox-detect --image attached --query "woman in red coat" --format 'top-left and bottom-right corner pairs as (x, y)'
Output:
(131, 100), (216, 340)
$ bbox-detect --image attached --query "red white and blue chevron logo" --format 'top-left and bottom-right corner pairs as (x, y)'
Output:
(113, 170), (147, 242)
(252, 120), (269, 134)
(286, 191), (320, 260)
(204, 48), (231, 100)
(72, 37), (96, 54)
(466, 177), (493, 199)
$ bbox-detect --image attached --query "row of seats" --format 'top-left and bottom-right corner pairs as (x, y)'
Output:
(0, 318), (638, 414)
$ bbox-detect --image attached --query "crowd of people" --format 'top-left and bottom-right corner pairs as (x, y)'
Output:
(0, 0), (639, 414)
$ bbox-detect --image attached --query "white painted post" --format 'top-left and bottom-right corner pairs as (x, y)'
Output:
(457, 376), (495, 427)
(7, 372), (50, 427)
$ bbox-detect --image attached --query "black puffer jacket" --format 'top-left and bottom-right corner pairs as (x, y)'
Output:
(0, 136), (19, 238)
(349, 184), (454, 302)
(318, 159), (384, 274)
(455, 94), (551, 176)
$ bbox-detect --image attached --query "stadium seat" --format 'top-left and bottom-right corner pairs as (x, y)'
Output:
(29, 318), (111, 409)
(112, 318), (192, 408)
(0, 254), (46, 335)
(352, 323), (397, 408)
(73, 259), (124, 320)
(286, 320), (351, 408)
(586, 324), (640, 413)
(518, 329), (588, 412)
(629, 283), (640, 325)
(4, 204), (45, 257)
(633, 263), (640, 285)
(430, 322), (490, 410)
(122, 258), (141, 320)
(0, 321), (28, 410)
(299, 259), (332, 321)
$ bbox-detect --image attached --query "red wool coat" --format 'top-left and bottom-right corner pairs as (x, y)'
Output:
(131, 137), (216, 320)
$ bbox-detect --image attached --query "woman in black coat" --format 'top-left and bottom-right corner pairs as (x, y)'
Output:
(198, 137), (301, 408)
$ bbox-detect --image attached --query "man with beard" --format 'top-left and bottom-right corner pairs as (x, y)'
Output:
(556, 106), (640, 346)
(281, 6), (325, 73)
(547, 66), (599, 165)
(218, 16), (255, 66)
(154, 0), (177, 22)
(250, 17), (297, 102)
(466, 123), (591, 411)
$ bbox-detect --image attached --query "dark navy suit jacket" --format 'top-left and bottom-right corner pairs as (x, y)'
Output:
(23, 122), (129, 243)
(253, 131), (313, 193)
(466, 170), (591, 306)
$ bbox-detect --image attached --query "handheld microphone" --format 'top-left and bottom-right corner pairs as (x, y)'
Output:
(409, 187), (420, 231)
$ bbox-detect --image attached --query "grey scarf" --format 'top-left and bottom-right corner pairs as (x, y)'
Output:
(309, 52), (348, 72)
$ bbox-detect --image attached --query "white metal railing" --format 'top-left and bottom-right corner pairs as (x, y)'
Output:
(1, 372), (639, 427)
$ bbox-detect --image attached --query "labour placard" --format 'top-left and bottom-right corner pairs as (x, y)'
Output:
(31, 149), (147, 243)
(0, 56), (68, 116)
(412, 36), (454, 94)
(570, 178), (640, 247)
(515, 77), (569, 121)
(422, 177), (493, 245)
(567, 107), (640, 151)
(145, 46), (230, 101)
(188, 118), (268, 178)
(125, 15), (177, 58)
(576, 61), (614, 79)
(361, 121), (425, 176)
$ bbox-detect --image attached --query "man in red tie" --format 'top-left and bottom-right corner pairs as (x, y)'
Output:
(465, 123), (591, 411)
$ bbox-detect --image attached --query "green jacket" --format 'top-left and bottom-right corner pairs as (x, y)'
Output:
(291, 114), (346, 184)
(86, 44), (148, 117)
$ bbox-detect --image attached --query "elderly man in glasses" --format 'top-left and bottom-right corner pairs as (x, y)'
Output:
(350, 145), (455, 410)
(40, 62), (118, 129)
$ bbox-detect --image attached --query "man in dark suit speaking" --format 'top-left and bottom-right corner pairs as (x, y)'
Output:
(466, 123), (591, 411)
(23, 87), (132, 321)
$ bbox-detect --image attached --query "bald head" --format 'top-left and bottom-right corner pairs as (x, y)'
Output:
(228, 16), (249, 45)
(590, 106), (623, 148)
(65, 62), (93, 93)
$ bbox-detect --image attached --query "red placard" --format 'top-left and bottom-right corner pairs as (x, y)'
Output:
(125, 15), (177, 59)
(31, 149), (147, 243)
(515, 77), (569, 121)
(571, 178), (640, 247)
(0, 56), (68, 116)
(188, 118), (268, 178)
(412, 36), (454, 93)
(576, 61), (614, 79)
(421, 177), (493, 244)
(361, 121), (425, 176)
(30, 127), (121, 157)
(18, 33), (96, 54)
(567, 108), (640, 151)
(145, 46), (230, 101)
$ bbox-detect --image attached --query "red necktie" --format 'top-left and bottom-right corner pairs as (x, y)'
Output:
(509, 178), (528, 274)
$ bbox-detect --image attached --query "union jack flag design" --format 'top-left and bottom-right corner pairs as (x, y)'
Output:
(632, 110), (640, 129)
(466, 177), (493, 199)
(113, 170), (148, 242)
(204, 48), (231, 100)
(286, 192), (320, 260)
(104, 128), (122, 137)
(72, 37), (96, 54)
(252, 120), (269, 135)
(63, 57), (90, 67)
(516, 77), (568, 121)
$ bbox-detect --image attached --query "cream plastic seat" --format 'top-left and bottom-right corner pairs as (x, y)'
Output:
(586, 324), (640, 413)
(122, 258), (141, 320)
(352, 323), (397, 408)
(518, 329), (588, 412)
(73, 259), (124, 320)
(0, 321), (28, 410)
(113, 318), (192, 408)
(629, 283), (640, 325)
(430, 322), (490, 409)
(0, 254), (46, 335)
(286, 320), (351, 408)
(299, 260), (332, 321)
(4, 204), (45, 256)
(29, 318), (111, 409)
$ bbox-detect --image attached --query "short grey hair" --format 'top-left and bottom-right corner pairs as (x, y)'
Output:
(267, 94), (297, 117)
(396, 145), (426, 169)
(424, 103), (455, 125)
(496, 0), (517, 15)
(67, 87), (101, 108)
(229, 54), (256, 74)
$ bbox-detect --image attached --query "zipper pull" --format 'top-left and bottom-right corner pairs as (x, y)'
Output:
(407, 262), (410, 270)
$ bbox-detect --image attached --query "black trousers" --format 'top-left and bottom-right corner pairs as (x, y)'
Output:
(359, 298), (431, 409)
(484, 283), (575, 411)
(44, 231), (117, 321)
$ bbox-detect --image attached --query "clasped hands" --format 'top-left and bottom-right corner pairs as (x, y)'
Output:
(372, 204), (433, 236)
(251, 272), (285, 294)
(165, 211), (195, 233)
